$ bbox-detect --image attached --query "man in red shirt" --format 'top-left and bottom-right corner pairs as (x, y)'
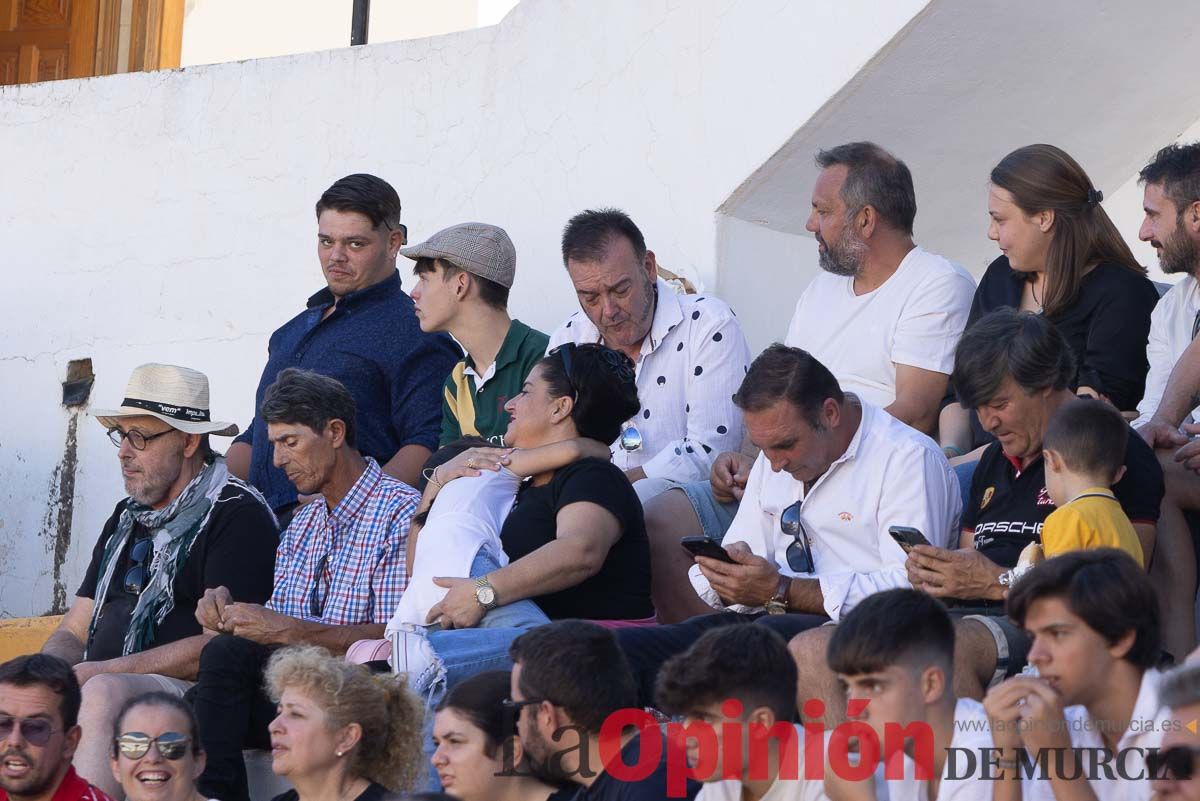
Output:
(0, 654), (113, 801)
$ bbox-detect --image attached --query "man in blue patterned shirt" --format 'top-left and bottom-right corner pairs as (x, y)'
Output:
(189, 369), (418, 801)
(227, 173), (460, 516)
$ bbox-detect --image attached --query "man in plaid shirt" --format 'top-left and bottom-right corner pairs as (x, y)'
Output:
(188, 369), (418, 801)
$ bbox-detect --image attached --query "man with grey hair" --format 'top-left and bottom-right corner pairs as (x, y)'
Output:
(403, 222), (549, 446)
(191, 368), (418, 801)
(1153, 663), (1200, 800)
(40, 363), (279, 796)
(648, 142), (976, 623)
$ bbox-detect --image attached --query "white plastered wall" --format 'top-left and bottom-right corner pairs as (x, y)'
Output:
(0, 0), (929, 615)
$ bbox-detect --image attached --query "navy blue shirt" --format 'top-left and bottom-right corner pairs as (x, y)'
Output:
(237, 271), (461, 508)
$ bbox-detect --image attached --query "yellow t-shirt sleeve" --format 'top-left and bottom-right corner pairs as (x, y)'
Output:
(1041, 506), (1091, 559)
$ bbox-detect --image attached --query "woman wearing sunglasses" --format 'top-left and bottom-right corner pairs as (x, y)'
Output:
(264, 646), (424, 801)
(110, 692), (209, 801)
(430, 671), (559, 801)
(420, 342), (650, 630)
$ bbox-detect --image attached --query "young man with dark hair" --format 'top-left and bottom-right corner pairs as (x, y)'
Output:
(191, 368), (419, 801)
(1131, 141), (1200, 663)
(618, 344), (960, 706)
(228, 173), (460, 514)
(984, 549), (1167, 801)
(1151, 663), (1200, 800)
(825, 589), (992, 800)
(508, 620), (698, 800)
(549, 207), (752, 497)
(0, 653), (114, 801)
(1041, 398), (1143, 564)
(402, 222), (549, 446)
(656, 626), (824, 801)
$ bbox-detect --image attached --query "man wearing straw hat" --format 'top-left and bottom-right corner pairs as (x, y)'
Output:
(39, 363), (279, 796)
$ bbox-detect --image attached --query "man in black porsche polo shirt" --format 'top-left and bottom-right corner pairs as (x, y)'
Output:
(906, 309), (1163, 690)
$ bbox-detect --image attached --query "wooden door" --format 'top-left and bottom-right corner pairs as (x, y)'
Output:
(0, 0), (181, 86)
(0, 0), (101, 85)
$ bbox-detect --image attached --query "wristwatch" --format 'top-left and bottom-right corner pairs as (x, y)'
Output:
(474, 576), (499, 611)
(765, 575), (791, 615)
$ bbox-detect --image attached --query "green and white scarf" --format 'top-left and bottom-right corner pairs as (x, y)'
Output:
(84, 456), (237, 658)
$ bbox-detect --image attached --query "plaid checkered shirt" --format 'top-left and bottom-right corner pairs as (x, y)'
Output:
(267, 458), (417, 625)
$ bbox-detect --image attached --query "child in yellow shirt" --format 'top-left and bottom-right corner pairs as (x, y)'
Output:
(1041, 398), (1144, 566)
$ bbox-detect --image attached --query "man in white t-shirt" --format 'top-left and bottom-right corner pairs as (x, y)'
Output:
(825, 589), (994, 801)
(984, 549), (1166, 801)
(648, 142), (974, 623)
(655, 624), (829, 801)
(1130, 142), (1200, 661)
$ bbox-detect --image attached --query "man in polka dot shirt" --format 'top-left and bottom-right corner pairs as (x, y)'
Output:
(546, 208), (752, 502)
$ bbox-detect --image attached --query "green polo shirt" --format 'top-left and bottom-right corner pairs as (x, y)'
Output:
(440, 318), (550, 446)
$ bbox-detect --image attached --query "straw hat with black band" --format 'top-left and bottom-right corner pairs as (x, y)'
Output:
(92, 363), (239, 436)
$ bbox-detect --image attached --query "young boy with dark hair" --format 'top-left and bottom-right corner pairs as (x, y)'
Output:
(825, 589), (992, 800)
(985, 549), (1166, 800)
(655, 625), (824, 801)
(402, 222), (549, 447)
(1041, 398), (1143, 565)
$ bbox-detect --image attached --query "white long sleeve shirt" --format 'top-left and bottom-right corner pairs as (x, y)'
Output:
(547, 278), (751, 483)
(1133, 276), (1200, 428)
(690, 400), (960, 621)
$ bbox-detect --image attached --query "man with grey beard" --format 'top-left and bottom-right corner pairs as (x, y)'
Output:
(647, 142), (975, 624)
(40, 364), (277, 796)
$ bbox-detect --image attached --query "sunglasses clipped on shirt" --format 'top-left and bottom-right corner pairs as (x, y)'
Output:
(1148, 744), (1200, 781)
(114, 731), (193, 760)
(0, 714), (58, 747)
(780, 501), (815, 574)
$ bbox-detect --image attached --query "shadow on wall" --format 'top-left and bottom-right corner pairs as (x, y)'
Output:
(715, 0), (1200, 342)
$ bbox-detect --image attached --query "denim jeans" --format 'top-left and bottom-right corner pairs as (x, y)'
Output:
(404, 548), (548, 790)
(954, 460), (977, 524)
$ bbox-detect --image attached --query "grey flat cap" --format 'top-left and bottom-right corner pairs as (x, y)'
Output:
(399, 222), (516, 288)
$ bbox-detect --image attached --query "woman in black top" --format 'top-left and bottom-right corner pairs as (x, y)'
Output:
(427, 342), (651, 624)
(265, 646), (423, 801)
(940, 144), (1159, 455)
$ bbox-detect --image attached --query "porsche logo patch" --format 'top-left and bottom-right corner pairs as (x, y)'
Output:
(981, 486), (995, 510)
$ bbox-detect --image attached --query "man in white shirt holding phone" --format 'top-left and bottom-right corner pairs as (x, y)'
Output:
(616, 344), (960, 706)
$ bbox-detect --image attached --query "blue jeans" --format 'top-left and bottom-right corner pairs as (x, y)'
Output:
(954, 460), (977, 524)
(410, 549), (548, 789)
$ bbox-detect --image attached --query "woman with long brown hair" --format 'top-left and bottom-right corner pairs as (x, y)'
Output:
(940, 144), (1159, 458)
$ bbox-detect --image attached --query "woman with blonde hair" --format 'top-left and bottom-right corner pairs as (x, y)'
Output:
(264, 645), (424, 801)
(940, 143), (1159, 461)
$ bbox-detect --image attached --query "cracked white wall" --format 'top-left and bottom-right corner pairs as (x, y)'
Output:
(0, 0), (929, 616)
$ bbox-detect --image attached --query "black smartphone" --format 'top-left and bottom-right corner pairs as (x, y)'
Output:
(888, 525), (930, 553)
(680, 536), (737, 564)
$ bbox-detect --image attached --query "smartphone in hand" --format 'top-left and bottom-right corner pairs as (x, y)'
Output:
(888, 525), (930, 554)
(680, 536), (737, 564)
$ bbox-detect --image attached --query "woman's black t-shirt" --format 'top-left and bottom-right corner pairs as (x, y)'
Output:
(499, 458), (653, 621)
(958, 256), (1159, 448)
(968, 256), (1159, 409)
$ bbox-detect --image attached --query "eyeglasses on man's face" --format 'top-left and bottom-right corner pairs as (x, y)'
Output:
(1149, 744), (1200, 781)
(107, 427), (175, 451)
(501, 697), (546, 716)
(0, 714), (58, 747)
